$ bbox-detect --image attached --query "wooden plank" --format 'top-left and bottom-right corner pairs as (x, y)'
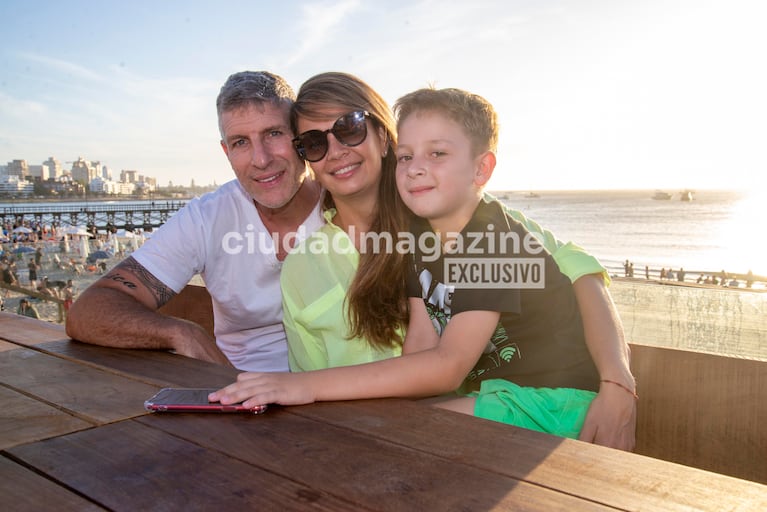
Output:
(287, 399), (767, 512)
(0, 456), (105, 511)
(0, 386), (92, 450)
(136, 409), (615, 511)
(0, 340), (20, 352)
(32, 339), (239, 388)
(8, 420), (370, 512)
(0, 347), (158, 424)
(0, 311), (68, 345)
(631, 343), (767, 483)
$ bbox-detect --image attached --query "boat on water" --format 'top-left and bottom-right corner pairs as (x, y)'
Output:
(680, 189), (694, 201)
(651, 190), (672, 200)
(524, 191), (540, 198)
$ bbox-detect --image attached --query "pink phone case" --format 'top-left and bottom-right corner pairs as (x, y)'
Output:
(144, 388), (267, 414)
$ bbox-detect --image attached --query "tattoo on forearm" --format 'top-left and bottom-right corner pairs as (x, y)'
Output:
(105, 257), (177, 308)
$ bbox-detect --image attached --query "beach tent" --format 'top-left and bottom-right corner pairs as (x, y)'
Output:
(64, 226), (93, 237)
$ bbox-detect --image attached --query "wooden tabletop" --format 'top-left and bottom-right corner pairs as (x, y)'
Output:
(1, 312), (765, 511)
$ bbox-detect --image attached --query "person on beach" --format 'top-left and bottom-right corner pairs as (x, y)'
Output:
(3, 262), (17, 297)
(34, 246), (43, 269)
(27, 258), (38, 290)
(17, 298), (40, 319)
(37, 277), (59, 299)
(66, 71), (323, 371)
(211, 79), (636, 449)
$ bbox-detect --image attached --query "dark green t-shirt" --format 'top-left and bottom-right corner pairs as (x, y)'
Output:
(406, 197), (599, 392)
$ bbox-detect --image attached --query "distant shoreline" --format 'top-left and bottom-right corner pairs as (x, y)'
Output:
(611, 275), (766, 293)
(2, 195), (193, 204)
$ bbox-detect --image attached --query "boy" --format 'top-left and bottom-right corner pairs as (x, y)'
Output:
(393, 87), (635, 438)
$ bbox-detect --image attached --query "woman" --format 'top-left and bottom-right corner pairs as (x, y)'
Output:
(279, 72), (409, 371)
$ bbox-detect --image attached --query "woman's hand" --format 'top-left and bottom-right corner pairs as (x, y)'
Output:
(209, 371), (317, 409)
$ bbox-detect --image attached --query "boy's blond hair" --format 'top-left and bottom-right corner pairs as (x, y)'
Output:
(393, 87), (499, 156)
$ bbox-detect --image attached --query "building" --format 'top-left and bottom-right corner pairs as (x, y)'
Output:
(120, 169), (138, 183)
(87, 176), (134, 195)
(6, 159), (28, 178)
(43, 157), (63, 179)
(70, 157), (99, 184)
(0, 175), (34, 197)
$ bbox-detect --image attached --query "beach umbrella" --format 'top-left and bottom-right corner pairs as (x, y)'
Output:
(64, 226), (93, 237)
(12, 226), (33, 234)
(115, 229), (135, 238)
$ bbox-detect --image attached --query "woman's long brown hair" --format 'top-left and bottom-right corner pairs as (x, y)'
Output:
(291, 72), (409, 350)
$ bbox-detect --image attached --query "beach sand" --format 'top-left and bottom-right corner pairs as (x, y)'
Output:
(5, 258), (765, 362)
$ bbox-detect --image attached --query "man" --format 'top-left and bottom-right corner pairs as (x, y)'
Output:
(66, 71), (323, 371)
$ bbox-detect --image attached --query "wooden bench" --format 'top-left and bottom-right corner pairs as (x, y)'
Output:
(159, 284), (767, 484)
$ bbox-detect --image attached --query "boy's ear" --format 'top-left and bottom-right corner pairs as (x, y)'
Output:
(473, 151), (496, 187)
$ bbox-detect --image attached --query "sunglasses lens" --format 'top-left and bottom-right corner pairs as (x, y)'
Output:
(294, 111), (369, 162)
(333, 111), (368, 147)
(297, 131), (329, 162)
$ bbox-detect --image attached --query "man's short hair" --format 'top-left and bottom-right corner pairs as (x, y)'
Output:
(216, 71), (295, 121)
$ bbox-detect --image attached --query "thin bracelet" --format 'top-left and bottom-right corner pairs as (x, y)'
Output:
(600, 379), (639, 400)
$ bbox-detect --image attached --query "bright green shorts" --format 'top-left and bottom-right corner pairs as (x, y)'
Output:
(469, 379), (596, 439)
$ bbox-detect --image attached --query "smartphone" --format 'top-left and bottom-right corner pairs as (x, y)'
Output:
(144, 388), (267, 414)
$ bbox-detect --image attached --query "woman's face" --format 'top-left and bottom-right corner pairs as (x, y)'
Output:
(295, 107), (386, 203)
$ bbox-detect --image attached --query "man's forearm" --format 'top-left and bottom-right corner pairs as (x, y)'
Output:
(65, 285), (186, 351)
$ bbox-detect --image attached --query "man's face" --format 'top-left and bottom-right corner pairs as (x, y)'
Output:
(220, 102), (307, 210)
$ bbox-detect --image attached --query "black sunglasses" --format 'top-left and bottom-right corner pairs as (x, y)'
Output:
(293, 110), (370, 162)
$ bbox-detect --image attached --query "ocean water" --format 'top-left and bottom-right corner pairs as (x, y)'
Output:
(494, 189), (766, 280)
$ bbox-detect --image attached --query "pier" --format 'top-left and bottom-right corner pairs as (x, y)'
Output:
(0, 201), (186, 233)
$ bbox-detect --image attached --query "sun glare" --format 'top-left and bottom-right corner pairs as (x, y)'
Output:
(715, 191), (767, 278)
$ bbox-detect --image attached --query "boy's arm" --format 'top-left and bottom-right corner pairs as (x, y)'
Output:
(401, 297), (440, 354)
(211, 310), (500, 408)
(573, 274), (637, 451)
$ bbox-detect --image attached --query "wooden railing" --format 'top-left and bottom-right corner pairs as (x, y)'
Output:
(160, 284), (766, 484)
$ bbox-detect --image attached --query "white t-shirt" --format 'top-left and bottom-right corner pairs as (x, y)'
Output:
(133, 179), (323, 372)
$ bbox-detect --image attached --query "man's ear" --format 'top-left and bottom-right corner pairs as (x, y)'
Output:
(473, 151), (496, 187)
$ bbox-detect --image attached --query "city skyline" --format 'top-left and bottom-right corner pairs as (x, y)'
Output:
(1, 0), (766, 192)
(2, 155), (194, 187)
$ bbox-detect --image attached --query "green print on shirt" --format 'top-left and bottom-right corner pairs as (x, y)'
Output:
(424, 300), (520, 385)
(465, 322), (520, 383)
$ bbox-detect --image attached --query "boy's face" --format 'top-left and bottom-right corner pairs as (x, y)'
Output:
(396, 110), (487, 229)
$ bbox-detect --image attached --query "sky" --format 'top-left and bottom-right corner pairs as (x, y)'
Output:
(1, 0), (765, 192)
